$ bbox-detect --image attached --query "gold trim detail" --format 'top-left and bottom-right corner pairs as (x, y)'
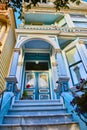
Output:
(14, 48), (21, 54)
(0, 41), (2, 46)
(79, 40), (84, 44)
(18, 62), (23, 66)
(52, 62), (57, 66)
(55, 49), (61, 54)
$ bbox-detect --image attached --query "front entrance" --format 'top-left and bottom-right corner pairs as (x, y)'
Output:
(25, 72), (50, 100)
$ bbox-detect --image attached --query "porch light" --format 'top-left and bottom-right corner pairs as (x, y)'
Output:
(35, 60), (39, 64)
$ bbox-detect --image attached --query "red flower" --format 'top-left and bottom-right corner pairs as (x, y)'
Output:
(26, 84), (31, 88)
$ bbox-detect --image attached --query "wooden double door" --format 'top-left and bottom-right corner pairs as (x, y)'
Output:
(25, 71), (51, 100)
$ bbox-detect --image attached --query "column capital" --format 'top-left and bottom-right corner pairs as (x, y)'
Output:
(52, 62), (57, 66)
(14, 48), (21, 54)
(58, 76), (70, 82)
(5, 76), (18, 83)
(18, 62), (23, 66)
(55, 49), (61, 54)
(78, 39), (84, 44)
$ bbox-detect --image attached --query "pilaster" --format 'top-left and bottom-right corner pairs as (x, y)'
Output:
(55, 49), (69, 94)
(5, 48), (20, 95)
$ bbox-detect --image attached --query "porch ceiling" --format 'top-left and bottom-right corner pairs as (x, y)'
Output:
(24, 39), (51, 49)
(58, 38), (75, 49)
(24, 13), (62, 25)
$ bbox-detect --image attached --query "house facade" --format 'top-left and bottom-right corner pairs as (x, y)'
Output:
(5, 0), (87, 100)
(0, 0), (87, 129)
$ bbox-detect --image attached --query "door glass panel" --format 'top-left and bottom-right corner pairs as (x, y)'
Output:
(38, 73), (48, 88)
(26, 72), (35, 88)
(25, 72), (36, 100)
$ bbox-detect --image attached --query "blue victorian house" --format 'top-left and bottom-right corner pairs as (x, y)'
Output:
(0, 0), (87, 130)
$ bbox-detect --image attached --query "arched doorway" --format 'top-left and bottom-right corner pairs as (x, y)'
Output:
(17, 38), (58, 100)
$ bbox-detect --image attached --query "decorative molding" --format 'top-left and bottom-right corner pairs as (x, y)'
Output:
(14, 48), (21, 54)
(5, 76), (18, 83)
(52, 62), (57, 66)
(79, 40), (84, 44)
(55, 49), (61, 54)
(58, 76), (70, 82)
(18, 62), (23, 66)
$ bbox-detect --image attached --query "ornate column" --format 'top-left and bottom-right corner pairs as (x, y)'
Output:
(16, 49), (24, 99)
(5, 48), (20, 95)
(55, 49), (69, 93)
(50, 51), (58, 99)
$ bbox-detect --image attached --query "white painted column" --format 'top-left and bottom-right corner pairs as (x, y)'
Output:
(50, 53), (58, 99)
(55, 49), (69, 94)
(16, 49), (24, 99)
(56, 49), (67, 77)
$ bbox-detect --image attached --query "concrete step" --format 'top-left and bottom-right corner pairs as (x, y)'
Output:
(3, 113), (72, 124)
(12, 105), (64, 110)
(0, 122), (80, 130)
(14, 99), (60, 104)
(13, 102), (63, 108)
(8, 107), (67, 115)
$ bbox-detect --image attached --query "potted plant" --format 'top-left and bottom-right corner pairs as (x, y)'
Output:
(21, 90), (28, 99)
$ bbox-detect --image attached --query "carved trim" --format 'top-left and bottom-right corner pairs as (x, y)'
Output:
(52, 62), (57, 66)
(55, 49), (61, 54)
(18, 62), (23, 66)
(79, 40), (84, 44)
(5, 76), (18, 83)
(14, 48), (21, 54)
(58, 76), (70, 82)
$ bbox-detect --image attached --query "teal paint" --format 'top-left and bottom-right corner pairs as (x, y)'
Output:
(24, 53), (50, 61)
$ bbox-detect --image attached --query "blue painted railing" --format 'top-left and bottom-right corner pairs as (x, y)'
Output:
(62, 92), (87, 130)
(0, 91), (14, 124)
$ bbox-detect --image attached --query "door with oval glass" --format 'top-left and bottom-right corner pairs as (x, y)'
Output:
(25, 72), (50, 100)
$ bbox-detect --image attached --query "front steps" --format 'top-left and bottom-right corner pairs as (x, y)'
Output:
(0, 99), (80, 130)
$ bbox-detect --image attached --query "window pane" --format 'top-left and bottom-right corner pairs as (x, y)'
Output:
(70, 14), (87, 21)
(70, 63), (87, 85)
(74, 22), (87, 28)
(66, 48), (81, 65)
